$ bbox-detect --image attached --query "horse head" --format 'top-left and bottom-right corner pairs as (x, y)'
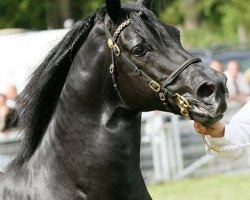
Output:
(105, 0), (228, 126)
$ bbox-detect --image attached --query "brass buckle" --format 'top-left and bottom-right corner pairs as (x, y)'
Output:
(109, 64), (114, 73)
(108, 38), (114, 49)
(149, 80), (160, 92)
(107, 38), (120, 56)
(175, 93), (190, 118)
(159, 93), (166, 101)
(113, 43), (120, 56)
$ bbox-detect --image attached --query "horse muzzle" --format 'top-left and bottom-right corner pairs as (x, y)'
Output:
(187, 75), (228, 126)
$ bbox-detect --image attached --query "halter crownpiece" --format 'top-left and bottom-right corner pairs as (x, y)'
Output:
(107, 19), (132, 56)
(104, 14), (201, 118)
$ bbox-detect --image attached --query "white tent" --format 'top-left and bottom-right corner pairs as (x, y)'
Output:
(0, 29), (68, 93)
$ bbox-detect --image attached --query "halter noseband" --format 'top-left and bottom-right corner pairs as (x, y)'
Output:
(104, 16), (201, 118)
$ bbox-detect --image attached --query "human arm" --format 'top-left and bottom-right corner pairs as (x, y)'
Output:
(193, 102), (250, 164)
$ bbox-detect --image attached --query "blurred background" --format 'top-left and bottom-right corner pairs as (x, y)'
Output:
(1, 1), (250, 199)
(1, 0), (250, 90)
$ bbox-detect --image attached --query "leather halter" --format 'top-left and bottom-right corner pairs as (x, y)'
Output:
(104, 17), (201, 118)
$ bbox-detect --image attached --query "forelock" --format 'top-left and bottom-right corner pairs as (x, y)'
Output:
(121, 3), (181, 52)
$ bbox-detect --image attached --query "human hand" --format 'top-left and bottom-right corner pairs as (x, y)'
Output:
(193, 121), (225, 138)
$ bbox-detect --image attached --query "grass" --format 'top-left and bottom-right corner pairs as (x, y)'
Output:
(148, 174), (250, 200)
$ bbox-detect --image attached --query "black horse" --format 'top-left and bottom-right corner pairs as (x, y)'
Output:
(0, 0), (228, 199)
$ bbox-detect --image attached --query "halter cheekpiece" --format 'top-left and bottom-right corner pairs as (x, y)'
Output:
(104, 13), (201, 118)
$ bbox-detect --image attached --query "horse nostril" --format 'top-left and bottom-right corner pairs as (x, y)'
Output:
(197, 82), (216, 98)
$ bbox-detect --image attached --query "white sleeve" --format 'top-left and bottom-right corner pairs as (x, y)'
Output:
(204, 101), (250, 166)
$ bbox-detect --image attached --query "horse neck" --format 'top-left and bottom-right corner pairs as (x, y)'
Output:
(33, 23), (151, 199)
(49, 67), (146, 199)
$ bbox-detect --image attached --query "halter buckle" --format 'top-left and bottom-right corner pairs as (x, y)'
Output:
(107, 38), (120, 56)
(109, 64), (114, 74)
(159, 93), (166, 101)
(175, 93), (190, 118)
(113, 43), (120, 56)
(108, 38), (114, 49)
(149, 80), (161, 92)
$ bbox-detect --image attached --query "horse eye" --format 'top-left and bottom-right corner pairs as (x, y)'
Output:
(132, 45), (146, 57)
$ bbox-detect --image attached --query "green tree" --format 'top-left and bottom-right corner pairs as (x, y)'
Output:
(0, 0), (46, 29)
(2, 0), (250, 47)
(160, 0), (250, 47)
(220, 0), (250, 44)
(0, 0), (103, 30)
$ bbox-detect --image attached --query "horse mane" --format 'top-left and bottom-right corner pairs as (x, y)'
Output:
(8, 15), (95, 169)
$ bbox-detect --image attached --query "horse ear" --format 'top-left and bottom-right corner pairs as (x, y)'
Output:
(106, 0), (121, 22)
(138, 0), (152, 9)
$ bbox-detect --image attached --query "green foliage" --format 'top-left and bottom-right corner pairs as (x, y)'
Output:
(81, 0), (103, 17)
(0, 0), (132, 30)
(1, 0), (250, 47)
(160, 0), (183, 25)
(220, 0), (250, 41)
(159, 0), (250, 47)
(0, 0), (46, 29)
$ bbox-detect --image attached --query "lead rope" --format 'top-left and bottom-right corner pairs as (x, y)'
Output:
(201, 133), (250, 152)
